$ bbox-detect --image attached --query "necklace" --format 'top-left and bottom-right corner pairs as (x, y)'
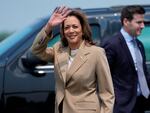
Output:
(70, 49), (78, 58)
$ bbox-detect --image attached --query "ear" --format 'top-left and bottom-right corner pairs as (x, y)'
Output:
(123, 18), (129, 27)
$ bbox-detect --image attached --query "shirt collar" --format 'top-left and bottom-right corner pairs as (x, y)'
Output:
(120, 28), (134, 43)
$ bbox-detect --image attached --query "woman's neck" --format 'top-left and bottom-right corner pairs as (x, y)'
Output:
(69, 40), (83, 50)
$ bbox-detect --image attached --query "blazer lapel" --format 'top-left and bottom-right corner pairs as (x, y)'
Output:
(56, 47), (69, 83)
(66, 43), (89, 83)
(119, 33), (136, 69)
(136, 40), (144, 58)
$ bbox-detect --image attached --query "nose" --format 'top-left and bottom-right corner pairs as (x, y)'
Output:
(141, 22), (145, 28)
(68, 27), (74, 33)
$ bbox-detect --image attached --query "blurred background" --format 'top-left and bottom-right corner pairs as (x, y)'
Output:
(0, 0), (150, 41)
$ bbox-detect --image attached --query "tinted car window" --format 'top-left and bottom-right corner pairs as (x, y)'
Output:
(91, 24), (101, 45)
(48, 34), (60, 47)
(138, 25), (150, 61)
(138, 23), (150, 73)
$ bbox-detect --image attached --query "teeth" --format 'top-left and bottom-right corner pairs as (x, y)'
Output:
(70, 36), (75, 38)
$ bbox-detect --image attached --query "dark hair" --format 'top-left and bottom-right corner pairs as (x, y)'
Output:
(121, 5), (145, 25)
(60, 9), (95, 47)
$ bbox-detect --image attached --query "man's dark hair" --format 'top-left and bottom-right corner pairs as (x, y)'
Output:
(121, 5), (145, 25)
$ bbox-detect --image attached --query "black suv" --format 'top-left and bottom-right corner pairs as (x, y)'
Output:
(0, 6), (150, 113)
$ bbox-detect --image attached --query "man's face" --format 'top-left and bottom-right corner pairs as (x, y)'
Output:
(125, 14), (145, 37)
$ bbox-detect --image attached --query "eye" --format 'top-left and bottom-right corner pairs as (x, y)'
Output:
(136, 21), (144, 25)
(72, 25), (78, 29)
(64, 26), (69, 30)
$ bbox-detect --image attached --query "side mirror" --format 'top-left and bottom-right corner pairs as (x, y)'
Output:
(18, 50), (48, 77)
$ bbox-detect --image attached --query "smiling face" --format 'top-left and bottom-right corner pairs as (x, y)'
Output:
(124, 13), (145, 37)
(63, 16), (83, 49)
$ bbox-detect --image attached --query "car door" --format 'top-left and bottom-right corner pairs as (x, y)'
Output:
(2, 17), (55, 113)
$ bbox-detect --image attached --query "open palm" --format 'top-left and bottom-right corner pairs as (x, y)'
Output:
(48, 6), (72, 27)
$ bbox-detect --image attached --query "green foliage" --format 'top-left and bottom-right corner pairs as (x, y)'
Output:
(0, 31), (13, 42)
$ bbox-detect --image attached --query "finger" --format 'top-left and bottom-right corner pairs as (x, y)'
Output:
(57, 6), (65, 14)
(53, 6), (60, 13)
(61, 7), (71, 16)
(62, 8), (72, 17)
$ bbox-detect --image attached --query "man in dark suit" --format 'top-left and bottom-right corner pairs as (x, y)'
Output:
(101, 5), (150, 113)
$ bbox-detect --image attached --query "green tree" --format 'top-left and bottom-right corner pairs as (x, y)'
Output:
(0, 31), (13, 42)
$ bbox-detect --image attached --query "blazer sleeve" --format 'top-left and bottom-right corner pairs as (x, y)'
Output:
(31, 28), (54, 62)
(96, 48), (115, 113)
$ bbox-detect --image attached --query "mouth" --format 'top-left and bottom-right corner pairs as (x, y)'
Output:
(68, 35), (77, 39)
(139, 29), (143, 33)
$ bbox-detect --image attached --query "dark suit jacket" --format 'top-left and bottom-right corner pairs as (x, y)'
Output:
(101, 32), (150, 113)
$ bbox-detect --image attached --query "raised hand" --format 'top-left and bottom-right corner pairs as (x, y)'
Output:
(45, 6), (72, 34)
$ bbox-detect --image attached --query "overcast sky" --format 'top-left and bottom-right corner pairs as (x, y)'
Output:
(0, 0), (150, 32)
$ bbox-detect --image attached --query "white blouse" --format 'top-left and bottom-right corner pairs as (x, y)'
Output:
(68, 49), (78, 69)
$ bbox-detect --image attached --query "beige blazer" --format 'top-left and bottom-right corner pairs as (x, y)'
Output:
(31, 29), (115, 113)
